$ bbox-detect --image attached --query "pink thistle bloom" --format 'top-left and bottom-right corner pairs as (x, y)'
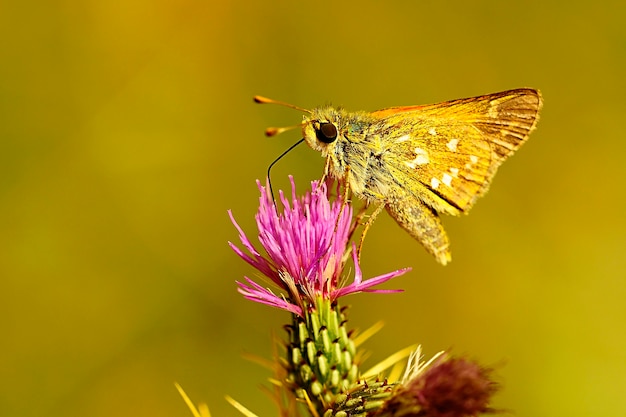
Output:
(229, 176), (409, 316)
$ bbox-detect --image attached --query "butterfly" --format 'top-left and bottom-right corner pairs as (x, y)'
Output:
(255, 89), (542, 264)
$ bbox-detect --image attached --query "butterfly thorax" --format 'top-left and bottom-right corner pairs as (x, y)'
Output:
(302, 106), (398, 201)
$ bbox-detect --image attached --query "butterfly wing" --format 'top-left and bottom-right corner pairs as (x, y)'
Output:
(385, 193), (452, 265)
(373, 88), (542, 215)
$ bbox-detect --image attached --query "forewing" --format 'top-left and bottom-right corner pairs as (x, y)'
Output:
(376, 89), (542, 214)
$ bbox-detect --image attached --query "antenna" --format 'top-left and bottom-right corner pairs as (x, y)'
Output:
(254, 96), (310, 198)
(254, 95), (310, 136)
(253, 95), (312, 114)
(264, 125), (302, 137)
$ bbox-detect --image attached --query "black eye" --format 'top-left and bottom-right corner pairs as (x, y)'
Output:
(316, 122), (338, 143)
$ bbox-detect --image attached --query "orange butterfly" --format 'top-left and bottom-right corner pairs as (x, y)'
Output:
(256, 89), (542, 264)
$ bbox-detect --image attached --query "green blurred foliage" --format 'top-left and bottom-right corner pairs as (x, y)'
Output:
(1, 1), (625, 416)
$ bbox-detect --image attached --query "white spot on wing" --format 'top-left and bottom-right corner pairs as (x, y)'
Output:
(415, 155), (429, 165)
(449, 167), (459, 176)
(396, 134), (411, 143)
(431, 177), (440, 189)
(428, 127), (437, 136)
(446, 138), (459, 152)
(470, 155), (479, 164)
(442, 173), (452, 187)
(405, 147), (429, 168)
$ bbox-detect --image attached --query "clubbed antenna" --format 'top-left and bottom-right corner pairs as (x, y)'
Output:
(254, 95), (311, 137)
(254, 95), (311, 198)
(264, 125), (302, 137)
(253, 95), (312, 114)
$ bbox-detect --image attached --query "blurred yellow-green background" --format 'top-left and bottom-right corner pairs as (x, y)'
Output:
(1, 1), (625, 416)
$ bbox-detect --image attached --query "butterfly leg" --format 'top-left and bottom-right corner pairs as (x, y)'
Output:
(328, 169), (356, 266)
(356, 203), (386, 262)
(319, 157), (332, 186)
(349, 201), (369, 242)
(386, 197), (451, 265)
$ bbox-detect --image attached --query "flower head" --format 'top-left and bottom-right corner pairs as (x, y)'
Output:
(229, 176), (408, 315)
(414, 357), (497, 417)
(375, 352), (498, 417)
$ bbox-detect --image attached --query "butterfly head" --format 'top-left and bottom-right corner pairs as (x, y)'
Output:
(301, 113), (341, 154)
(254, 95), (344, 155)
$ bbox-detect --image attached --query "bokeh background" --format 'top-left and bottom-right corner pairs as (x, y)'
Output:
(1, 1), (625, 416)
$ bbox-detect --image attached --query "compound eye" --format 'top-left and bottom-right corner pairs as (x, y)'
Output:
(316, 122), (338, 143)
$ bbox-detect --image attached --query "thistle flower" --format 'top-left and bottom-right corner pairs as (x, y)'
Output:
(224, 177), (504, 417)
(228, 176), (408, 316)
(373, 351), (499, 417)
